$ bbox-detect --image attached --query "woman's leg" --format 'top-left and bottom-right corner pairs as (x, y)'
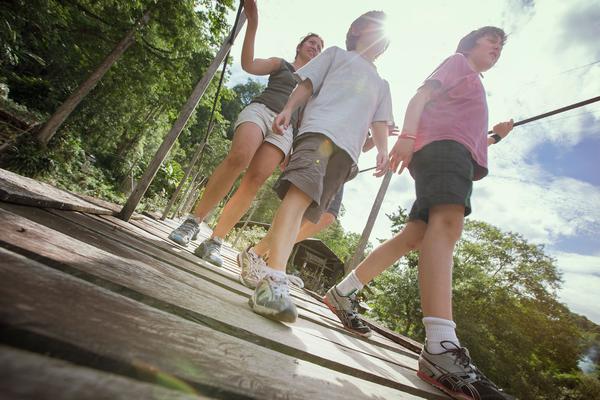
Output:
(192, 122), (264, 221)
(417, 204), (465, 320)
(211, 142), (284, 238)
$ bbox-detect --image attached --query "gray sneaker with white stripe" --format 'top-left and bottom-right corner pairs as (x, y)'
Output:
(237, 246), (305, 289)
(323, 286), (372, 337)
(418, 341), (515, 400)
(249, 274), (298, 323)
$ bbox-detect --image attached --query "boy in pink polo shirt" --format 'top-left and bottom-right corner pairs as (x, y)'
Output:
(323, 27), (515, 400)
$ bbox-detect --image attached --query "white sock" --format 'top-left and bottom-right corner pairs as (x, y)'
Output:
(262, 265), (286, 280)
(423, 317), (460, 353)
(335, 270), (364, 297)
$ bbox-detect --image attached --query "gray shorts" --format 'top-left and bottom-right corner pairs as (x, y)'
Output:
(326, 185), (344, 218)
(408, 140), (474, 223)
(274, 133), (355, 223)
(234, 102), (293, 155)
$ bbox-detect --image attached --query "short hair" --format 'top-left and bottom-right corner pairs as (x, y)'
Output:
(295, 33), (324, 58)
(456, 26), (507, 55)
(345, 11), (389, 54)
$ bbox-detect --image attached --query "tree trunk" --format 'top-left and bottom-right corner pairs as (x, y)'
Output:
(37, 10), (152, 145)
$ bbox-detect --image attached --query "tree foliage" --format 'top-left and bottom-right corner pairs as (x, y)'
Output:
(367, 207), (600, 399)
(0, 0), (236, 209)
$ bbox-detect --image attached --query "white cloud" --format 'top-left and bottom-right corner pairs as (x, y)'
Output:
(223, 0), (600, 323)
(554, 250), (600, 324)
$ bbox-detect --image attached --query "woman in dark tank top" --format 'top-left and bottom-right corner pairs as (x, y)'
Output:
(168, 0), (324, 266)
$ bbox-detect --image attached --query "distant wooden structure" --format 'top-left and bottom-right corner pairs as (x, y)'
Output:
(0, 169), (443, 399)
(289, 238), (344, 294)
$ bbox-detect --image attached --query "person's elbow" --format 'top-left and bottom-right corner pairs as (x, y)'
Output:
(241, 60), (257, 74)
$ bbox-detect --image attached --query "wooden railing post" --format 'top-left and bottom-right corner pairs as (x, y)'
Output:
(118, 11), (246, 221)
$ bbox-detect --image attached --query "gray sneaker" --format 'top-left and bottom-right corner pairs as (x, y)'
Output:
(323, 286), (372, 337)
(237, 247), (306, 290)
(194, 237), (223, 267)
(237, 246), (266, 288)
(418, 341), (515, 400)
(168, 218), (199, 246)
(249, 274), (298, 323)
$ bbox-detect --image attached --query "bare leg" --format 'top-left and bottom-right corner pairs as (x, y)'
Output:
(295, 212), (336, 243)
(212, 142), (284, 238)
(417, 204), (465, 320)
(354, 220), (427, 284)
(192, 122), (263, 221)
(253, 185), (312, 270)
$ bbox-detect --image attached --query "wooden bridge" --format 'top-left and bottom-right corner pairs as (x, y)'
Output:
(0, 168), (447, 399)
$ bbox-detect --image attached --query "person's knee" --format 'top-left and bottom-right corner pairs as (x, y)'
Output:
(243, 165), (272, 188)
(397, 224), (424, 251)
(224, 149), (251, 171)
(430, 210), (464, 243)
(321, 212), (336, 228)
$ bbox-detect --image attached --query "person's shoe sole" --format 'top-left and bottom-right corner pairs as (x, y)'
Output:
(323, 295), (373, 338)
(417, 370), (474, 400)
(248, 298), (297, 323)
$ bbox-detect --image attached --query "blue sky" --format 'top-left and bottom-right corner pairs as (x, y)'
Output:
(225, 0), (600, 323)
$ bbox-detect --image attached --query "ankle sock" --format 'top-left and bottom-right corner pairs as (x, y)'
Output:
(262, 265), (286, 280)
(422, 317), (460, 353)
(335, 270), (364, 297)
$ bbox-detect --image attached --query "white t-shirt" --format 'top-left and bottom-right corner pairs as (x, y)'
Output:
(295, 46), (394, 163)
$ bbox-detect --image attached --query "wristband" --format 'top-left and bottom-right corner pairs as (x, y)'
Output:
(491, 134), (502, 144)
(399, 133), (417, 140)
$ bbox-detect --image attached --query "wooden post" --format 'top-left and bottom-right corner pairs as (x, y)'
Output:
(344, 171), (393, 275)
(179, 175), (206, 217)
(118, 12), (246, 221)
(37, 10), (151, 145)
(160, 139), (207, 219)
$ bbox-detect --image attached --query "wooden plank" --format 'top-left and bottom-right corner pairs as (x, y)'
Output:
(71, 193), (143, 220)
(0, 249), (440, 400)
(41, 205), (416, 355)
(0, 346), (212, 400)
(132, 215), (342, 309)
(0, 204), (437, 395)
(0, 168), (112, 215)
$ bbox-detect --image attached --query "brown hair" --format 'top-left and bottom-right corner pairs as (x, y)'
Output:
(456, 26), (507, 55)
(295, 33), (324, 58)
(345, 11), (389, 54)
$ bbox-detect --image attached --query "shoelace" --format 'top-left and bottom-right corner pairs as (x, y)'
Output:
(246, 251), (265, 281)
(439, 342), (503, 393)
(268, 275), (290, 298)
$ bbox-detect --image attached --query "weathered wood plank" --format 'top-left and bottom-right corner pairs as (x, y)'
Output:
(0, 204), (437, 395)
(0, 346), (212, 400)
(0, 249), (439, 400)
(0, 168), (112, 215)
(40, 205), (416, 356)
(70, 193), (143, 220)
(98, 213), (361, 317)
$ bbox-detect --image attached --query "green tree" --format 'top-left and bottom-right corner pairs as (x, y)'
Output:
(1, 0), (236, 209)
(367, 206), (598, 400)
